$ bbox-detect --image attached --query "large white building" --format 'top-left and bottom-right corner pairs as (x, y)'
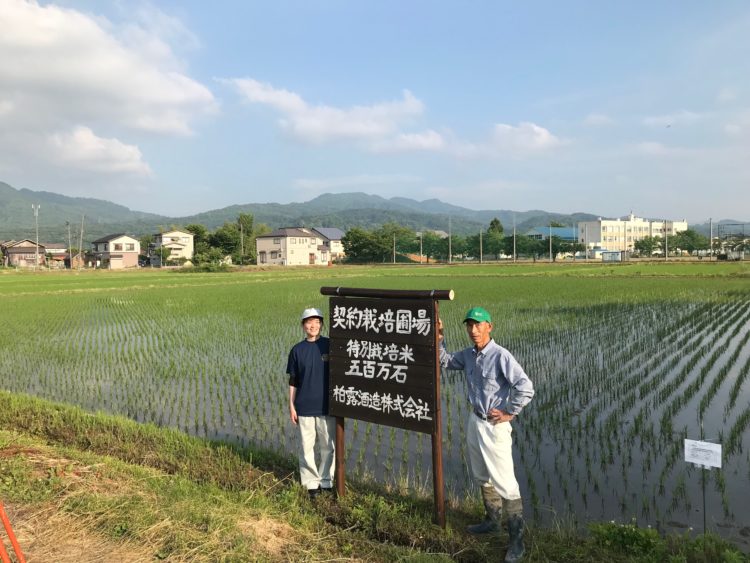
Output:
(577, 214), (688, 252)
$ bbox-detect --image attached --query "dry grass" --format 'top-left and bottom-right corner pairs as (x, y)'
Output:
(8, 503), (151, 563)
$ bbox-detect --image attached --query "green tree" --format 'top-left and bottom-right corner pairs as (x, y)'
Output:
(488, 218), (504, 235)
(342, 227), (388, 262)
(210, 222), (241, 257)
(375, 222), (418, 260)
(670, 229), (709, 254)
(504, 234), (543, 258)
(421, 231), (447, 262)
(634, 236), (660, 256)
(185, 224), (210, 264)
(155, 245), (171, 266)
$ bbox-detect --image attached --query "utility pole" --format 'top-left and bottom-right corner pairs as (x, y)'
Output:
(78, 215), (85, 270)
(448, 217), (452, 264)
(513, 214), (516, 263)
(549, 223), (552, 262)
(709, 218), (713, 261)
(584, 224), (588, 260)
(32, 204), (40, 270)
(664, 220), (668, 262)
(418, 233), (423, 264)
(479, 229), (483, 264)
(66, 221), (72, 269)
(392, 234), (396, 264)
(239, 221), (244, 265)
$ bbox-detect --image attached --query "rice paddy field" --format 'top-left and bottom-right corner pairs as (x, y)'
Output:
(1, 262), (749, 548)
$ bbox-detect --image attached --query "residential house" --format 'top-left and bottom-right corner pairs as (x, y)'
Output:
(153, 230), (194, 264)
(0, 239), (46, 268)
(256, 227), (345, 266)
(44, 242), (69, 269)
(312, 228), (346, 262)
(91, 234), (140, 269)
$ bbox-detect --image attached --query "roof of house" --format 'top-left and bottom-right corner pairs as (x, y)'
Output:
(155, 230), (193, 238)
(526, 227), (578, 240)
(91, 233), (136, 244)
(312, 227), (345, 241)
(6, 244), (46, 253)
(257, 227), (318, 238)
(3, 239), (44, 249)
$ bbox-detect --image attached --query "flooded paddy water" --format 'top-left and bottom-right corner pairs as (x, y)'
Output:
(1, 266), (748, 549)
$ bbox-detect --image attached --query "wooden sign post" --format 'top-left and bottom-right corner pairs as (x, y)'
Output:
(320, 286), (454, 527)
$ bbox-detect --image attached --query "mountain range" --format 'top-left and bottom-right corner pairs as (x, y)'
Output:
(0, 181), (743, 243)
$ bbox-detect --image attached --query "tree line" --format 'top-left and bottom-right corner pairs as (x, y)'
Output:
(141, 213), (270, 265)
(632, 229), (710, 256)
(341, 219), (585, 263)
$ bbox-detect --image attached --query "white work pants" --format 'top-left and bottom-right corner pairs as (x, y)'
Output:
(297, 415), (336, 490)
(466, 412), (521, 500)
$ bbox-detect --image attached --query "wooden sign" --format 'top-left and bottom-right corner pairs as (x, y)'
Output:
(328, 297), (436, 433)
(320, 286), (454, 527)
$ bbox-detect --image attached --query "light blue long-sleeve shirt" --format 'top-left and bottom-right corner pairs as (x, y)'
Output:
(440, 339), (534, 417)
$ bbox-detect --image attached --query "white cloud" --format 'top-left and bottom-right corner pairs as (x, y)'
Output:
(371, 130), (446, 153)
(48, 126), (152, 176)
(635, 141), (702, 158)
(0, 0), (217, 136)
(0, 0), (218, 201)
(226, 78), (423, 143)
(584, 113), (614, 126)
(642, 110), (703, 127)
(226, 78), (565, 160)
(491, 122), (564, 152)
(717, 88), (738, 104)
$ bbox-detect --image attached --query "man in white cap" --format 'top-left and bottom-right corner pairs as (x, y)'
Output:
(439, 307), (534, 563)
(287, 307), (335, 498)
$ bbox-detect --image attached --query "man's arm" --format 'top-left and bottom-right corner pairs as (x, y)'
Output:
(289, 384), (298, 425)
(500, 353), (534, 415)
(437, 318), (465, 370)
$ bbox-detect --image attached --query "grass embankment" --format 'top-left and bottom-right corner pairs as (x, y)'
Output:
(0, 392), (746, 562)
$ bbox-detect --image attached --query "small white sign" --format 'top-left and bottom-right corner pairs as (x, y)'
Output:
(685, 439), (722, 469)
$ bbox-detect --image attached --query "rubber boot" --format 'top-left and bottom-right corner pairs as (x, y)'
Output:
(467, 485), (501, 534)
(503, 498), (525, 563)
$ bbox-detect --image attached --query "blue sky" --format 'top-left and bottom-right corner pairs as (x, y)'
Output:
(1, 1), (749, 223)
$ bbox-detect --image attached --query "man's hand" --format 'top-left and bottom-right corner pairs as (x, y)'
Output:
(290, 405), (298, 425)
(437, 318), (444, 340)
(488, 408), (514, 424)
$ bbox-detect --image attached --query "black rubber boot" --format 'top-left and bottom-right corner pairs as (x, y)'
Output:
(467, 485), (501, 534)
(504, 513), (525, 562)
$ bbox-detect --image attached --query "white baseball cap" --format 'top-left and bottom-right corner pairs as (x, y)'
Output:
(300, 307), (324, 322)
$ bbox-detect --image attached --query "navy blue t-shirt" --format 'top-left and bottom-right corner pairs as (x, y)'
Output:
(287, 337), (330, 416)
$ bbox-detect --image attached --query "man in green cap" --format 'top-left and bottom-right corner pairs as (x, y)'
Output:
(439, 307), (534, 563)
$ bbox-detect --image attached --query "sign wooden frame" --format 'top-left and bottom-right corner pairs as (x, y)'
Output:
(321, 286), (454, 527)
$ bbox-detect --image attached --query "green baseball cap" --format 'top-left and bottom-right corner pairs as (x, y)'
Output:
(464, 307), (492, 323)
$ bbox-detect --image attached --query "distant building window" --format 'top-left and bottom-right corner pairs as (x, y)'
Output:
(114, 244), (123, 251)
(290, 238), (296, 244)
(273, 238), (280, 244)
(126, 244), (135, 251)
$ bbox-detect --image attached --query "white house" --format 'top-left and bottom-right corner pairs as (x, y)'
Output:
(577, 214), (688, 253)
(312, 228), (346, 262)
(91, 234), (140, 269)
(256, 227), (345, 266)
(153, 230), (194, 263)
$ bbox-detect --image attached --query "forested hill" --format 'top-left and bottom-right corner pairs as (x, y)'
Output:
(2, 180), (704, 242)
